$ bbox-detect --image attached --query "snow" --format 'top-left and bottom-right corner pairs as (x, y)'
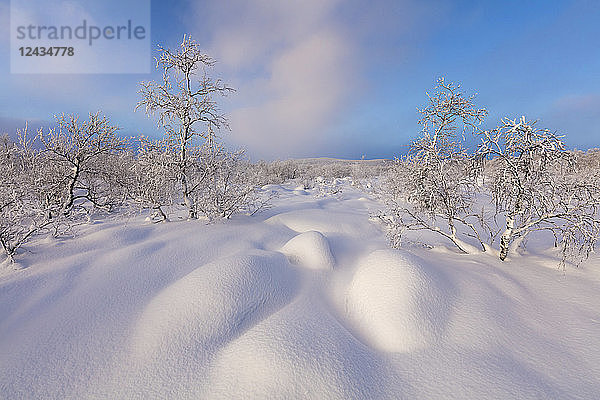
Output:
(1, 181), (600, 398)
(281, 230), (335, 270)
(346, 250), (449, 352)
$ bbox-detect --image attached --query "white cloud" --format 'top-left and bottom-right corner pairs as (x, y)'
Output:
(229, 30), (353, 157)
(206, 0), (340, 70)
(189, 0), (356, 158)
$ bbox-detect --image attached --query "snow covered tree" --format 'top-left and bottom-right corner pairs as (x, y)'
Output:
(137, 35), (234, 219)
(476, 116), (600, 264)
(36, 112), (128, 220)
(0, 135), (28, 262)
(381, 78), (488, 253)
(0, 133), (53, 263)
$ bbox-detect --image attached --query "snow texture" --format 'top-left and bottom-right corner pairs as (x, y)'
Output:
(1, 181), (600, 399)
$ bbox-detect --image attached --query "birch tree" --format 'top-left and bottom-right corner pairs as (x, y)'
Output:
(382, 78), (488, 253)
(37, 112), (128, 219)
(477, 116), (600, 264)
(0, 133), (52, 263)
(137, 35), (234, 219)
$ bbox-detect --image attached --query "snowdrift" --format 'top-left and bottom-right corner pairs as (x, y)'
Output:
(281, 230), (335, 270)
(1, 182), (600, 399)
(346, 249), (450, 352)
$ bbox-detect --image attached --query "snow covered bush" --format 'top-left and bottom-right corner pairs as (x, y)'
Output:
(380, 78), (488, 253)
(0, 133), (56, 263)
(299, 160), (353, 182)
(350, 160), (389, 180)
(378, 78), (599, 267)
(253, 159), (303, 185)
(0, 113), (130, 264)
(314, 162), (353, 180)
(127, 138), (266, 222)
(476, 116), (600, 264)
(127, 137), (178, 222)
(36, 112), (129, 220)
(192, 145), (272, 220)
(0, 134), (40, 263)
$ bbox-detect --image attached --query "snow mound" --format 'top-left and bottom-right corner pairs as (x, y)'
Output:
(280, 230), (335, 270)
(131, 250), (298, 359)
(4, 181), (600, 398)
(346, 249), (449, 352)
(204, 297), (396, 399)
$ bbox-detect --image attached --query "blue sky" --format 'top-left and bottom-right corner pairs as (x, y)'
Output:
(1, 0), (599, 159)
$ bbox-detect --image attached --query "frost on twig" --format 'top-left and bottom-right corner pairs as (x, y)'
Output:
(476, 116), (600, 265)
(380, 77), (489, 253)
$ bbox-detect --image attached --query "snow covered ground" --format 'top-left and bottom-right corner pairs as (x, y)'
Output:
(1, 180), (600, 399)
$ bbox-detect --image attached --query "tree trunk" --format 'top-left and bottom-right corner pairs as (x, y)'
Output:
(448, 221), (467, 253)
(181, 174), (196, 219)
(179, 126), (196, 220)
(63, 163), (80, 215)
(499, 215), (515, 261)
(0, 239), (15, 264)
(153, 206), (168, 222)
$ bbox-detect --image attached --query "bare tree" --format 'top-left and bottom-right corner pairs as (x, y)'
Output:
(0, 134), (27, 262)
(0, 133), (52, 263)
(192, 144), (272, 220)
(36, 112), (128, 219)
(137, 35), (234, 219)
(381, 77), (488, 253)
(476, 116), (600, 264)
